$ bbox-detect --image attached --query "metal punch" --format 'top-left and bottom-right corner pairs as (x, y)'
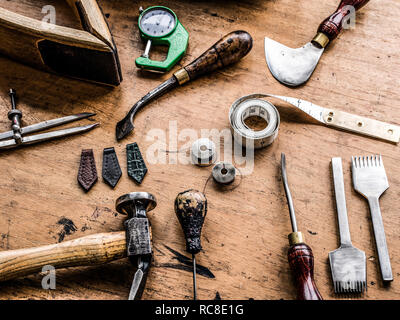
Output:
(0, 89), (99, 151)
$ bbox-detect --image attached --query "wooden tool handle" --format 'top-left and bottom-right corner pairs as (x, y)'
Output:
(317, 0), (370, 42)
(183, 31), (253, 81)
(288, 243), (323, 300)
(0, 232), (126, 282)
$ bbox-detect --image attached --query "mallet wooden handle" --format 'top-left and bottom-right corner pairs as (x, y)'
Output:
(0, 232), (126, 282)
(288, 243), (323, 300)
(317, 0), (370, 42)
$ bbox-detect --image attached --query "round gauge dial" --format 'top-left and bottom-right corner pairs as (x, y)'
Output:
(140, 8), (176, 37)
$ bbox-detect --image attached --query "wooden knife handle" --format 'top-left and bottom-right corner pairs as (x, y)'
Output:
(183, 30), (253, 81)
(288, 243), (323, 300)
(317, 0), (370, 42)
(0, 232), (126, 282)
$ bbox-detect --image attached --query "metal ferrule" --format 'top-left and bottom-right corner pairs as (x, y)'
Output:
(312, 32), (330, 48)
(174, 68), (190, 85)
(288, 231), (305, 246)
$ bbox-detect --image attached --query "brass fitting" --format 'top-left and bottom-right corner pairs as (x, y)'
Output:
(174, 68), (190, 85)
(288, 231), (305, 246)
(312, 32), (330, 49)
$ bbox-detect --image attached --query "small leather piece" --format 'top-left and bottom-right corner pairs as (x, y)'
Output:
(127, 143), (147, 184)
(102, 147), (122, 188)
(77, 149), (98, 192)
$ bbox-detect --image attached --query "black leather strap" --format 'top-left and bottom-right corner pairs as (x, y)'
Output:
(102, 147), (122, 188)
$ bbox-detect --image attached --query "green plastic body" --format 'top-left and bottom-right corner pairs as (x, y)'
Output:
(135, 6), (189, 72)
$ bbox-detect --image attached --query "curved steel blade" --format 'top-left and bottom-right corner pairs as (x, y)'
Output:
(264, 38), (324, 87)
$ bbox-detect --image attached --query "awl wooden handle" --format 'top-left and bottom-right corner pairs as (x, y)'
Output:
(0, 232), (126, 282)
(288, 243), (323, 300)
(176, 31), (252, 83)
(317, 0), (370, 42)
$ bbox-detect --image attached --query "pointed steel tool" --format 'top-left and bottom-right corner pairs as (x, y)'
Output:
(281, 153), (322, 300)
(116, 192), (157, 300)
(175, 190), (207, 300)
(0, 89), (99, 151)
(264, 0), (370, 86)
(329, 158), (366, 294)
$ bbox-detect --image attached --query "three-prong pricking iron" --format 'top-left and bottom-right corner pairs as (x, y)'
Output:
(0, 89), (99, 151)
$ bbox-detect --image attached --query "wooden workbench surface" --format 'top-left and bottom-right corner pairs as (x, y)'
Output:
(0, 0), (399, 300)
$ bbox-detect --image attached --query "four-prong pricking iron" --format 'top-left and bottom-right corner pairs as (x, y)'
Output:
(351, 155), (393, 282)
(0, 89), (99, 151)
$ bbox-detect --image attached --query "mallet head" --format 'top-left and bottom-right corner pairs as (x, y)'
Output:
(116, 192), (157, 218)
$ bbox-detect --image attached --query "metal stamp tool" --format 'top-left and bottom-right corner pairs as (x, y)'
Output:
(329, 158), (366, 294)
(352, 155), (393, 282)
(264, 0), (370, 86)
(212, 162), (236, 185)
(175, 190), (207, 300)
(116, 30), (253, 140)
(116, 192), (157, 300)
(281, 153), (322, 300)
(191, 138), (216, 167)
(0, 89), (99, 151)
(229, 94), (280, 149)
(136, 6), (189, 72)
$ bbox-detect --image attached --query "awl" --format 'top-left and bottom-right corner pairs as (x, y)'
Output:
(264, 0), (370, 86)
(281, 153), (322, 300)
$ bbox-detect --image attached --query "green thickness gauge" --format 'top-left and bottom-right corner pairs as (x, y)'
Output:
(135, 6), (189, 72)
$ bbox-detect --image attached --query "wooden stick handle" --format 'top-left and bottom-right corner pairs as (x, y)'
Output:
(0, 232), (126, 282)
(288, 243), (323, 300)
(183, 30), (253, 81)
(317, 0), (370, 43)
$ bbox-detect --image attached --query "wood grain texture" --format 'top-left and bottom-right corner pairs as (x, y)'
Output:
(318, 0), (370, 41)
(0, 232), (126, 282)
(0, 0), (399, 300)
(288, 243), (323, 300)
(184, 30), (253, 81)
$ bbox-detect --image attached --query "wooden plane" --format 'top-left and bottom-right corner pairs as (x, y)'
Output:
(0, 0), (122, 86)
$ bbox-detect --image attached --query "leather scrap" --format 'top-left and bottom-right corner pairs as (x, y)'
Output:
(77, 149), (98, 192)
(127, 142), (147, 184)
(102, 147), (122, 188)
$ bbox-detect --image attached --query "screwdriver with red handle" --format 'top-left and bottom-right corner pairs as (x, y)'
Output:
(281, 153), (323, 300)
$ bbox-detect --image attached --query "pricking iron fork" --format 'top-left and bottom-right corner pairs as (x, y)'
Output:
(0, 89), (99, 151)
(329, 158), (366, 294)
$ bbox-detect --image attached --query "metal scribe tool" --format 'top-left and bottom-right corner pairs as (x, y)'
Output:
(281, 153), (322, 300)
(264, 0), (370, 86)
(116, 30), (253, 140)
(175, 190), (208, 300)
(329, 158), (366, 294)
(0, 89), (99, 151)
